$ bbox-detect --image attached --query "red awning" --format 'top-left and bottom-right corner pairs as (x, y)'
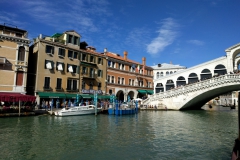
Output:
(0, 92), (36, 102)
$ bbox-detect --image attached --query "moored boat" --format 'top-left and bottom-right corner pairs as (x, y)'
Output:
(55, 105), (102, 117)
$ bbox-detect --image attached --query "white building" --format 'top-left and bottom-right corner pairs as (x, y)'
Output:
(152, 62), (187, 93)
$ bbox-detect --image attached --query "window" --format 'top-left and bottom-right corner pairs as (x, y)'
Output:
(46, 45), (54, 55)
(90, 68), (94, 78)
(73, 52), (78, 59)
(16, 71), (23, 86)
(118, 63), (121, 69)
(108, 61), (111, 67)
(67, 64), (77, 73)
(157, 72), (159, 79)
(82, 81), (86, 89)
(98, 83), (101, 90)
(109, 89), (112, 95)
(90, 56), (94, 63)
(121, 78), (124, 85)
(98, 58), (102, 64)
(68, 35), (73, 43)
(67, 79), (78, 90)
(68, 50), (73, 58)
(108, 75), (110, 83)
(45, 60), (54, 70)
(129, 79), (131, 85)
(82, 54), (87, 61)
(82, 66), (88, 74)
(132, 80), (134, 86)
(74, 37), (78, 45)
(18, 46), (25, 61)
(118, 77), (120, 84)
(89, 82), (93, 89)
(56, 78), (62, 89)
(122, 64), (125, 70)
(166, 71), (169, 75)
(44, 77), (50, 89)
(160, 72), (163, 77)
(56, 62), (64, 71)
(98, 70), (102, 77)
(58, 48), (65, 57)
(111, 76), (114, 83)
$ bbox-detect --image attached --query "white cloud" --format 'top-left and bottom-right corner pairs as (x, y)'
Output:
(147, 18), (178, 55)
(187, 40), (204, 45)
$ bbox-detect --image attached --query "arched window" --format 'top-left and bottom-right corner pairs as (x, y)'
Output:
(170, 71), (173, 74)
(18, 46), (25, 61)
(160, 72), (163, 77)
(157, 72), (160, 79)
(166, 71), (169, 75)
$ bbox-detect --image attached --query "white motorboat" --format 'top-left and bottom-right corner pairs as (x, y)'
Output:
(55, 105), (102, 117)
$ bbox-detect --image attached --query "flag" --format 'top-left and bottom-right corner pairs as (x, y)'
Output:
(136, 64), (140, 72)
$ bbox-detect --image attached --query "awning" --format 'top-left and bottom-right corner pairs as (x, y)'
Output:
(81, 62), (97, 67)
(65, 94), (77, 99)
(0, 92), (36, 102)
(138, 90), (147, 94)
(80, 94), (94, 99)
(38, 92), (66, 98)
(98, 95), (110, 99)
(146, 90), (154, 95)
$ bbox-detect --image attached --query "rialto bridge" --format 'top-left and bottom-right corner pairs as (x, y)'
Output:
(142, 42), (240, 110)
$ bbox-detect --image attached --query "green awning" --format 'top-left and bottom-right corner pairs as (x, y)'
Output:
(65, 94), (77, 99)
(138, 90), (147, 94)
(38, 92), (66, 98)
(80, 94), (93, 99)
(146, 90), (154, 95)
(98, 95), (110, 99)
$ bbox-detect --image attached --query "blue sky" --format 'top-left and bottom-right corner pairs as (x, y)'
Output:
(1, 0), (240, 68)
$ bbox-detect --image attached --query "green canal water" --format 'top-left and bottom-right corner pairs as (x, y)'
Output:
(0, 109), (238, 160)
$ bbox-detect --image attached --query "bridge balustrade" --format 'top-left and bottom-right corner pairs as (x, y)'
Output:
(143, 74), (240, 105)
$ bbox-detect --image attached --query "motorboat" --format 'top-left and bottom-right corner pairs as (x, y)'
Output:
(55, 105), (102, 117)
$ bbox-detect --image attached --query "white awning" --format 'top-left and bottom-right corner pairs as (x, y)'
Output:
(46, 62), (52, 69)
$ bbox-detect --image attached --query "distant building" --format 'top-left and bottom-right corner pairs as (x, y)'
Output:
(0, 24), (31, 94)
(104, 50), (154, 101)
(151, 62), (186, 93)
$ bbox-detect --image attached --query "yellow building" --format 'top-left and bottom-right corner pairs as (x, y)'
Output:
(0, 24), (30, 94)
(27, 31), (108, 107)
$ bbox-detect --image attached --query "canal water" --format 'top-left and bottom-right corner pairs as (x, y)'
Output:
(0, 108), (238, 160)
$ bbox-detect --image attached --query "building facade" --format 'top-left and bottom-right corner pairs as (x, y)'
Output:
(105, 50), (154, 102)
(27, 31), (107, 107)
(0, 24), (31, 94)
(152, 62), (186, 93)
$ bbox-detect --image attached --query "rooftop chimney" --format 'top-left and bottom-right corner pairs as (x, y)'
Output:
(124, 51), (128, 60)
(142, 57), (146, 66)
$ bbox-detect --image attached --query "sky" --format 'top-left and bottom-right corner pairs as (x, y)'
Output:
(1, 0), (240, 68)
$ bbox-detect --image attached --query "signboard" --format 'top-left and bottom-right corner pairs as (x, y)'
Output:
(82, 89), (103, 94)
